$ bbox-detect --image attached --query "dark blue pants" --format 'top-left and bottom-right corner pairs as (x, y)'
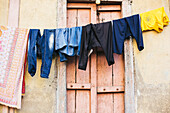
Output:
(28, 29), (55, 78)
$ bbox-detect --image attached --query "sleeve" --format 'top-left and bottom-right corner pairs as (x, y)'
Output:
(162, 7), (170, 26)
(78, 26), (89, 70)
(136, 14), (144, 51)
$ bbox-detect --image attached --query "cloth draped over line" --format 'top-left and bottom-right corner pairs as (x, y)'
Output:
(0, 7), (169, 109)
(112, 14), (144, 55)
(55, 26), (82, 62)
(140, 7), (169, 32)
(78, 22), (114, 70)
(0, 26), (28, 109)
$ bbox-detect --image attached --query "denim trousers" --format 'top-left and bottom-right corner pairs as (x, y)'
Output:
(55, 26), (82, 62)
(28, 29), (55, 78)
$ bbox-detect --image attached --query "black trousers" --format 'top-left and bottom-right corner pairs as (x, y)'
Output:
(78, 21), (114, 70)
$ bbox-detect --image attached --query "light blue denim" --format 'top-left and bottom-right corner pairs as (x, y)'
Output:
(28, 29), (55, 78)
(55, 26), (82, 61)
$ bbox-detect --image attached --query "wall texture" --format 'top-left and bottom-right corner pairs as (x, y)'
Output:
(132, 0), (170, 113)
(17, 0), (58, 113)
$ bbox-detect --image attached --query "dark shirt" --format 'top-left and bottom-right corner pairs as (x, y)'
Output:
(78, 21), (114, 70)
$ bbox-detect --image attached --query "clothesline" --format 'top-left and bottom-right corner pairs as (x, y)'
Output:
(0, 7), (169, 109)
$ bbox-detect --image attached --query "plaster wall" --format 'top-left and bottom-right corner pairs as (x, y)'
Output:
(132, 0), (170, 113)
(17, 0), (58, 113)
(0, 0), (58, 113)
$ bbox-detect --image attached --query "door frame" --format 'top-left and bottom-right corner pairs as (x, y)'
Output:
(56, 0), (136, 113)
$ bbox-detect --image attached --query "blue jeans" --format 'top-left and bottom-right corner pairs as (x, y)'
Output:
(55, 26), (82, 61)
(28, 29), (55, 78)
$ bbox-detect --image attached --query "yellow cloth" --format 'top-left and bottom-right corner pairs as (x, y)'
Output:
(140, 7), (169, 32)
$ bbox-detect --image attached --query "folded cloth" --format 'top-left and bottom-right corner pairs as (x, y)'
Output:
(0, 25), (29, 109)
(112, 14), (144, 54)
(78, 22), (114, 70)
(140, 7), (169, 32)
(55, 26), (82, 62)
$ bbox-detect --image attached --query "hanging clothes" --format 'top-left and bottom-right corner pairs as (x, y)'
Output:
(0, 26), (28, 109)
(22, 39), (28, 96)
(112, 14), (144, 54)
(140, 7), (169, 32)
(78, 21), (114, 70)
(28, 29), (55, 78)
(55, 26), (82, 62)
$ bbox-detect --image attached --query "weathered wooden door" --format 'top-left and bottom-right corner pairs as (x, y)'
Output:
(67, 3), (124, 113)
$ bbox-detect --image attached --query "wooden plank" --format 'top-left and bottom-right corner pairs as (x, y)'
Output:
(75, 8), (91, 113)
(68, 0), (122, 2)
(67, 83), (91, 89)
(8, 0), (20, 27)
(101, 0), (122, 2)
(66, 8), (77, 113)
(9, 108), (14, 113)
(97, 5), (121, 11)
(77, 9), (91, 26)
(98, 11), (121, 22)
(122, 0), (136, 113)
(67, 9), (77, 27)
(90, 52), (97, 113)
(113, 54), (125, 113)
(2, 106), (8, 113)
(56, 0), (67, 113)
(97, 86), (124, 93)
(97, 51), (113, 113)
(67, 57), (76, 113)
(68, 3), (95, 9)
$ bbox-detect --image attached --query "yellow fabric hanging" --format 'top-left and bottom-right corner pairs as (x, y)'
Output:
(140, 7), (169, 32)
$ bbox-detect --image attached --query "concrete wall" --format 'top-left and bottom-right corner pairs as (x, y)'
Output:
(18, 0), (58, 113)
(132, 0), (170, 113)
(0, 0), (58, 113)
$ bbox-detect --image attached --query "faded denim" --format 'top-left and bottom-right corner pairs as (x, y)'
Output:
(55, 26), (82, 61)
(28, 29), (55, 78)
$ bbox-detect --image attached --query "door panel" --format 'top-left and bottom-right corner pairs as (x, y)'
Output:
(67, 3), (124, 113)
(97, 52), (114, 113)
(67, 7), (92, 113)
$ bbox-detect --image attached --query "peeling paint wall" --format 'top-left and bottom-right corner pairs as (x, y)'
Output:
(132, 0), (170, 113)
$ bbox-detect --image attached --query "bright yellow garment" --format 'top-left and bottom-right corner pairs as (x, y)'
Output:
(140, 7), (169, 32)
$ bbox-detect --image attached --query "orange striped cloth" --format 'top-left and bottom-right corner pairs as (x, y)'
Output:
(0, 26), (28, 109)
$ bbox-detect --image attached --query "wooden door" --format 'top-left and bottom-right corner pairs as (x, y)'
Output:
(67, 3), (124, 113)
